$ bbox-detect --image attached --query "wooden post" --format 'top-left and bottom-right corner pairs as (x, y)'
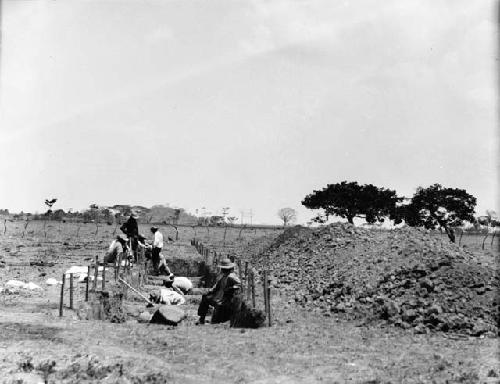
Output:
(59, 273), (65, 317)
(117, 253), (122, 279)
(93, 256), (99, 291)
(263, 270), (268, 321)
(267, 273), (272, 327)
(69, 273), (74, 309)
(237, 259), (242, 278)
(251, 270), (256, 308)
(85, 266), (90, 301)
(102, 265), (106, 290)
(245, 262), (250, 302)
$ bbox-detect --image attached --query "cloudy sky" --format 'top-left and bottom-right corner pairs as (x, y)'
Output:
(0, 0), (497, 224)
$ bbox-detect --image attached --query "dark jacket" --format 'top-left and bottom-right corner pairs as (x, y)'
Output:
(208, 271), (241, 306)
(120, 216), (138, 238)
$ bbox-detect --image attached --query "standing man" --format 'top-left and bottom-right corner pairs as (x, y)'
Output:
(150, 226), (164, 274)
(197, 259), (241, 325)
(120, 211), (140, 260)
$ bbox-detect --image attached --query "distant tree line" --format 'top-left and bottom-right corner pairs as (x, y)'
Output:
(8, 203), (243, 228)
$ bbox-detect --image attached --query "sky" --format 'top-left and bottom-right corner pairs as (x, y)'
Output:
(0, 0), (498, 224)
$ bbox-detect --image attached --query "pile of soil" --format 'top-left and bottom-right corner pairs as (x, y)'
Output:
(251, 224), (499, 337)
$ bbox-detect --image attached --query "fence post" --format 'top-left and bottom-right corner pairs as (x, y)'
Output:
(69, 273), (74, 309)
(237, 259), (242, 279)
(267, 273), (272, 327)
(85, 266), (90, 301)
(102, 265), (106, 290)
(59, 273), (65, 317)
(263, 270), (268, 323)
(117, 253), (122, 279)
(93, 256), (99, 291)
(251, 269), (256, 308)
(245, 262), (250, 301)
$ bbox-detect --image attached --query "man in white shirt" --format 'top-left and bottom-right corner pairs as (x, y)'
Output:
(150, 226), (163, 274)
(163, 274), (193, 294)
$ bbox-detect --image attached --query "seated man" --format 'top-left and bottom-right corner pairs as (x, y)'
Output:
(103, 235), (127, 264)
(197, 259), (241, 325)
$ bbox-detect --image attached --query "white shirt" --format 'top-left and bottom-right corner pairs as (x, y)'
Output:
(153, 231), (164, 249)
(172, 277), (193, 293)
(159, 288), (185, 305)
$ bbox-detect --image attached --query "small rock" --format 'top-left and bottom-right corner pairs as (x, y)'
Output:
(138, 311), (152, 323)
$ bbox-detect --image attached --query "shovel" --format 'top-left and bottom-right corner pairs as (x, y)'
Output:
(117, 277), (155, 306)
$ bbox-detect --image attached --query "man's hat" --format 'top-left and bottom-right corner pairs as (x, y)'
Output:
(218, 258), (235, 269)
(150, 226), (159, 232)
(130, 211), (139, 219)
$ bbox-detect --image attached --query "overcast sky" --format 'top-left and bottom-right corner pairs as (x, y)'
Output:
(0, 0), (498, 224)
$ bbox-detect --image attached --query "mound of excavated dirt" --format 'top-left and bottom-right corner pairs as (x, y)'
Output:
(251, 224), (499, 337)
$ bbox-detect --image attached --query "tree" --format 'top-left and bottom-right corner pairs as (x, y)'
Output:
(302, 181), (400, 224)
(227, 216), (238, 225)
(209, 215), (225, 226)
(475, 210), (500, 249)
(89, 204), (100, 236)
(397, 184), (476, 243)
(277, 208), (297, 227)
(43, 198), (57, 238)
(52, 209), (65, 221)
(113, 212), (122, 235)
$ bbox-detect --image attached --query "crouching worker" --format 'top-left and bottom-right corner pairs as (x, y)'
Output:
(197, 259), (241, 325)
(163, 274), (193, 295)
(149, 287), (185, 305)
(104, 235), (127, 264)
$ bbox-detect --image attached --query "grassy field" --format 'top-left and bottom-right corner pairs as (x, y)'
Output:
(0, 221), (498, 383)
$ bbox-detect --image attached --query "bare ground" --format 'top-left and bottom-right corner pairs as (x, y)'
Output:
(0, 222), (498, 383)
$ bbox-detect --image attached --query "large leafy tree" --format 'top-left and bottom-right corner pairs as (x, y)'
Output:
(302, 181), (400, 224)
(397, 184), (476, 242)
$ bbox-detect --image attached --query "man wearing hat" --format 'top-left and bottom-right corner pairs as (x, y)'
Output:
(104, 235), (127, 264)
(196, 258), (241, 325)
(120, 211), (140, 259)
(150, 226), (164, 274)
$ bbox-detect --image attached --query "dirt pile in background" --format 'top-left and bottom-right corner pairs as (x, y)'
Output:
(251, 224), (499, 337)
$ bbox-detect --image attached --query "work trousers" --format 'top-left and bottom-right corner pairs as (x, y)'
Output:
(198, 294), (235, 324)
(152, 247), (162, 273)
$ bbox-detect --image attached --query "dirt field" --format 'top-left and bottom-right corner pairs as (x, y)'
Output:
(0, 221), (498, 383)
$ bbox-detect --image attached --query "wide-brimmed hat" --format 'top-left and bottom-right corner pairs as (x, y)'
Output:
(130, 211), (139, 219)
(218, 258), (235, 269)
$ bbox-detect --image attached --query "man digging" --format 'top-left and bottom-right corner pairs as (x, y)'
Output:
(196, 258), (241, 325)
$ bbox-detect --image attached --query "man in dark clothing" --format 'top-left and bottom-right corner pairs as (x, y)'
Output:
(197, 259), (241, 325)
(120, 211), (139, 260)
